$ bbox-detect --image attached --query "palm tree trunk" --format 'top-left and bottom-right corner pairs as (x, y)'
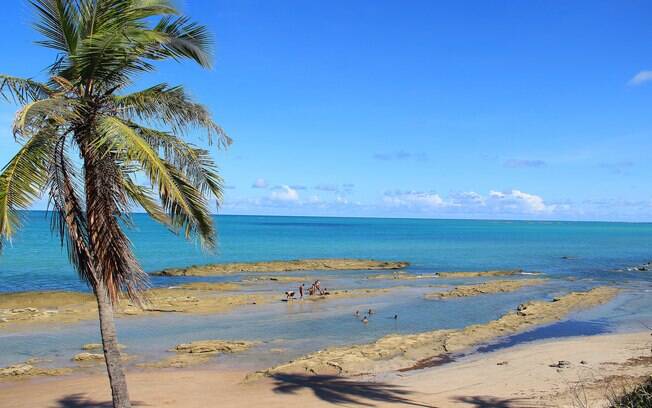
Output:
(95, 278), (132, 408)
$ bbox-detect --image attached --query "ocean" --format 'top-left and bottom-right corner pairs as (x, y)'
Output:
(0, 212), (651, 368)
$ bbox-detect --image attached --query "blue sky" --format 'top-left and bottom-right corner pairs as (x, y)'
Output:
(2, 0), (652, 221)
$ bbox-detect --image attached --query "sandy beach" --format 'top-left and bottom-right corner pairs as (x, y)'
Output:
(0, 330), (649, 407)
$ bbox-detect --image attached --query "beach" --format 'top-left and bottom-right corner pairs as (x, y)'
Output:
(0, 331), (649, 407)
(1, 215), (652, 406)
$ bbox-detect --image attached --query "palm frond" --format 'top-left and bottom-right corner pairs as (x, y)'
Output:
(121, 175), (172, 226)
(47, 136), (96, 286)
(148, 16), (213, 68)
(30, 0), (80, 53)
(83, 150), (148, 303)
(95, 115), (216, 248)
(0, 130), (56, 251)
(132, 125), (224, 201)
(0, 75), (52, 104)
(115, 84), (230, 147)
(13, 98), (78, 140)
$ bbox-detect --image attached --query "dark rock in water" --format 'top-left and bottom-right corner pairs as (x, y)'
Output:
(516, 303), (529, 316)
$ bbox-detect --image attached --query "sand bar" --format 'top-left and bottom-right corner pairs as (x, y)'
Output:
(435, 269), (536, 278)
(151, 259), (409, 277)
(0, 285), (402, 331)
(253, 286), (618, 377)
(426, 279), (547, 299)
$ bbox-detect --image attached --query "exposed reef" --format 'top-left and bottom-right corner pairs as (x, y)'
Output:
(151, 259), (409, 277)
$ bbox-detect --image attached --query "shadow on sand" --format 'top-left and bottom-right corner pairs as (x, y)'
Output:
(52, 393), (148, 408)
(271, 374), (436, 407)
(452, 395), (540, 407)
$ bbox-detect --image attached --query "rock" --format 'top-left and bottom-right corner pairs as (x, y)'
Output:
(549, 360), (571, 368)
(516, 303), (530, 316)
(0, 364), (33, 376)
(10, 307), (38, 314)
(151, 259), (410, 277)
(72, 352), (105, 362)
(173, 340), (256, 354)
(81, 343), (125, 351)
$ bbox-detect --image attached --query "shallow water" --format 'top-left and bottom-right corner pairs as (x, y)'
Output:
(0, 214), (651, 369)
(2, 213), (652, 292)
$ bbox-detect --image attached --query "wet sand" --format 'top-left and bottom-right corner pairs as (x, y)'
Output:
(426, 279), (547, 299)
(253, 287), (618, 377)
(151, 259), (409, 276)
(0, 286), (402, 332)
(0, 330), (648, 407)
(0, 289), (273, 331)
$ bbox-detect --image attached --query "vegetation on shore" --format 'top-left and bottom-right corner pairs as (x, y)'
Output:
(609, 377), (652, 407)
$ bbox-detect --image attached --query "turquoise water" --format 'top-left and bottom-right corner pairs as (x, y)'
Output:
(2, 212), (652, 292)
(0, 212), (651, 369)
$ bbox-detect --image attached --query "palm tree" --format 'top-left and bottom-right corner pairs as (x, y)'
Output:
(0, 1), (229, 407)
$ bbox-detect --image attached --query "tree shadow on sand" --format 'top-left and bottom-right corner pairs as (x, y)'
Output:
(51, 393), (148, 408)
(452, 395), (539, 408)
(271, 374), (437, 407)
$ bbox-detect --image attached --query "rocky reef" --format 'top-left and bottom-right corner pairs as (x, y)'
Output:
(249, 286), (618, 379)
(151, 259), (409, 277)
(426, 279), (547, 299)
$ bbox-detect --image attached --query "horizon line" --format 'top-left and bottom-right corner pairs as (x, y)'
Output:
(20, 209), (652, 225)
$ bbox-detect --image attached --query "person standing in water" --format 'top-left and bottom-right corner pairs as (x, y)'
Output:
(299, 283), (304, 299)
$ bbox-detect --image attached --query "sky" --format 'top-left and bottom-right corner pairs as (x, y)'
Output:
(1, 0), (652, 221)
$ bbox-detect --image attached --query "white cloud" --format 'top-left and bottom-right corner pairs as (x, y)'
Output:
(628, 71), (652, 86)
(489, 189), (553, 213)
(383, 191), (448, 208)
(269, 185), (299, 202)
(252, 178), (269, 188)
(383, 189), (556, 214)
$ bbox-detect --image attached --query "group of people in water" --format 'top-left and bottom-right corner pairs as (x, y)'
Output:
(283, 281), (399, 324)
(354, 309), (399, 324)
(284, 280), (329, 300)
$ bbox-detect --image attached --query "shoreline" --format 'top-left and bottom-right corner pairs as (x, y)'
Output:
(251, 286), (619, 378)
(0, 330), (648, 407)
